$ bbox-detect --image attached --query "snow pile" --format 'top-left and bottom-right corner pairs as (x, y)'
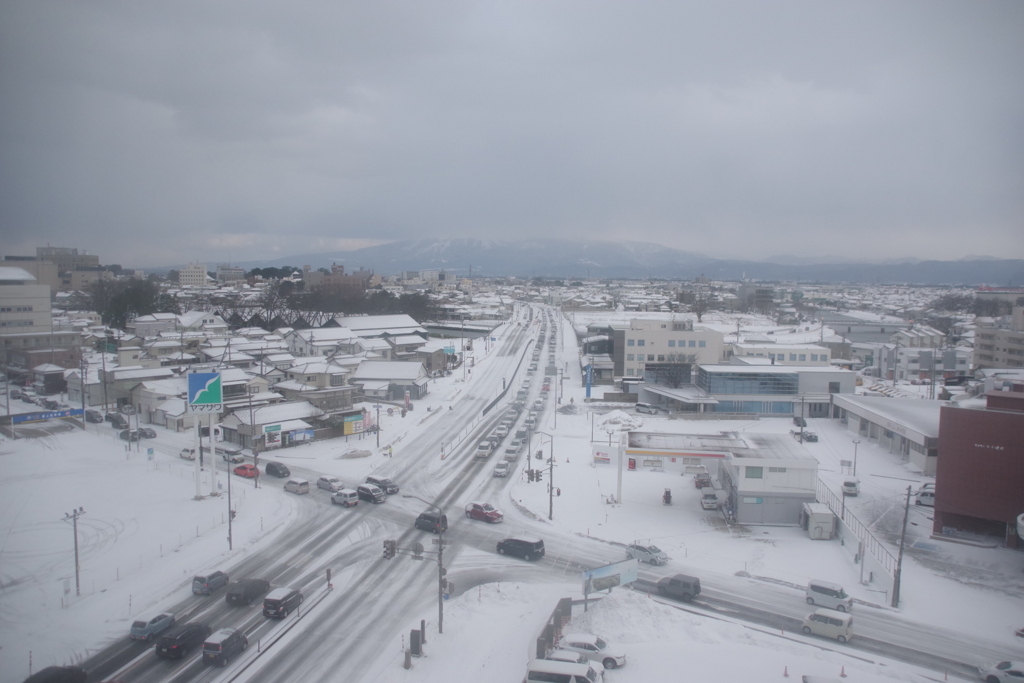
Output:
(596, 409), (642, 432)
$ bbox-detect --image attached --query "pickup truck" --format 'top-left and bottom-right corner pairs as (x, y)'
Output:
(465, 502), (503, 523)
(656, 573), (701, 602)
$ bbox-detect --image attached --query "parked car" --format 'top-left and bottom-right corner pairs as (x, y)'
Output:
(979, 661), (1024, 683)
(154, 622), (212, 659)
(656, 573), (701, 602)
(119, 429), (140, 442)
(465, 501), (504, 523)
(192, 571), (229, 595)
(109, 414), (130, 429)
(264, 461), (290, 477)
(233, 464), (259, 478)
(138, 427), (157, 439)
(263, 587), (303, 618)
(365, 476), (399, 495)
(202, 627), (248, 667)
(915, 489), (935, 507)
(414, 510), (448, 533)
(558, 633), (627, 670)
(625, 543), (668, 565)
(129, 612), (175, 641)
(357, 484), (386, 503)
(225, 578), (271, 606)
(497, 537), (545, 561)
(493, 461), (511, 477)
(841, 478), (860, 496)
(42, 399), (61, 410)
(21, 667), (87, 683)
(803, 432), (819, 442)
(84, 409), (104, 423)
(793, 416), (807, 427)
(317, 476), (344, 492)
(693, 472), (712, 489)
(8, 389), (22, 400)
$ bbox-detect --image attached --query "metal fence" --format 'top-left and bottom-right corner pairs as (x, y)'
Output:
(816, 478), (898, 576)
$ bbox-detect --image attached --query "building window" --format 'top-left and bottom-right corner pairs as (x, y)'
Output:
(627, 369), (634, 376)
(638, 339), (645, 347)
(668, 340), (675, 347)
(646, 354), (654, 361)
(698, 341), (706, 347)
(745, 466), (763, 479)
(657, 355), (665, 362)
(627, 339), (634, 346)
(768, 467), (787, 473)
(689, 340), (696, 347)
(627, 354), (634, 361)
(790, 354), (797, 361)
(798, 354), (806, 361)
(828, 381), (840, 393)
(811, 354), (818, 361)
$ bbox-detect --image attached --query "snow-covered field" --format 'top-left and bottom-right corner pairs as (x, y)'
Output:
(2, 312), (1022, 683)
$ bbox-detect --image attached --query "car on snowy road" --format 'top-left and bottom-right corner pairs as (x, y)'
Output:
(317, 476), (344, 492)
(625, 543), (668, 565)
(979, 661), (1024, 683)
(233, 464), (258, 478)
(465, 501), (503, 523)
(493, 462), (511, 477)
(558, 633), (627, 670)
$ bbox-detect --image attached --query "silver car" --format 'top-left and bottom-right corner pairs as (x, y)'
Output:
(129, 612), (175, 641)
(493, 462), (511, 477)
(625, 543), (668, 565)
(317, 476), (344, 492)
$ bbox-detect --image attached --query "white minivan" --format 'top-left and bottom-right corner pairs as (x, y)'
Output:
(915, 489), (935, 507)
(801, 608), (854, 643)
(805, 580), (852, 612)
(527, 659), (603, 683)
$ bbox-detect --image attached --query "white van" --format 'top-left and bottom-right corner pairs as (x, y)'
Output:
(527, 658), (603, 683)
(915, 489), (935, 507)
(284, 479), (310, 495)
(700, 487), (719, 510)
(635, 402), (659, 414)
(477, 441), (492, 458)
(840, 478), (860, 496)
(331, 489), (359, 507)
(801, 608), (854, 643)
(805, 580), (852, 612)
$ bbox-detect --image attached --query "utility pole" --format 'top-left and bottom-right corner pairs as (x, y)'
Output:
(63, 508), (86, 596)
(376, 404), (380, 449)
(227, 462), (233, 550)
(402, 495), (446, 634)
(892, 485), (912, 607)
(852, 439), (860, 476)
(79, 356), (87, 429)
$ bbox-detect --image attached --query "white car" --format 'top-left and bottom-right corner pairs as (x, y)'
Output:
(493, 462), (511, 477)
(980, 661), (1024, 683)
(625, 543), (668, 565)
(317, 476), (344, 492)
(559, 633), (627, 670)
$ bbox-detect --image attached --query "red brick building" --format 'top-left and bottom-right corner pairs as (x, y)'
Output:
(934, 386), (1024, 547)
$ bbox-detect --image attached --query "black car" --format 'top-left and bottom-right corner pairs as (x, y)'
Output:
(496, 537), (545, 561)
(357, 484), (386, 503)
(264, 461), (290, 477)
(119, 429), (140, 442)
(154, 622), (212, 659)
(22, 666), (87, 683)
(139, 427), (157, 439)
(365, 476), (399, 495)
(202, 628), (248, 666)
(225, 578), (271, 606)
(109, 414), (129, 429)
(84, 409), (104, 423)
(793, 416), (807, 427)
(42, 399), (61, 410)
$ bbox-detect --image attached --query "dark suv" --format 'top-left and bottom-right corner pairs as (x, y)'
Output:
(225, 578), (271, 606)
(496, 537), (545, 561)
(202, 628), (248, 666)
(357, 484), (386, 503)
(656, 573), (701, 602)
(264, 461), (290, 478)
(793, 416), (807, 427)
(263, 588), (303, 618)
(192, 571), (229, 595)
(365, 476), (399, 494)
(108, 413), (129, 429)
(154, 622), (212, 659)
(414, 510), (448, 533)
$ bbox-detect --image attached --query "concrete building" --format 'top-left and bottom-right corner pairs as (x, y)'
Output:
(877, 345), (973, 381)
(179, 263), (209, 288)
(831, 394), (940, 475)
(730, 342), (831, 366)
(2, 256), (61, 290)
(616, 318), (725, 381)
(0, 267), (84, 377)
(974, 308), (1024, 370)
(718, 453), (819, 525)
(934, 386), (1024, 547)
(216, 264), (246, 282)
(36, 247), (100, 273)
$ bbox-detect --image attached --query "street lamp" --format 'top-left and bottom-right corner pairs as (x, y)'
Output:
(852, 439), (861, 477)
(63, 507), (85, 596)
(402, 494), (446, 635)
(537, 432), (555, 520)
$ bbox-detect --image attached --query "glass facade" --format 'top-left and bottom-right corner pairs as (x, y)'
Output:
(697, 368), (799, 396)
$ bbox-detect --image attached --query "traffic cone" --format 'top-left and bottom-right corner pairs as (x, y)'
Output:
(840, 666), (846, 678)
(783, 666), (789, 677)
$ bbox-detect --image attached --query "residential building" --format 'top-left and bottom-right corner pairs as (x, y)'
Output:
(974, 307), (1024, 370)
(616, 318), (725, 382)
(349, 360), (430, 400)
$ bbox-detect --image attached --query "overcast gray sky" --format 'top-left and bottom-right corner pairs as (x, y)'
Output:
(2, 1), (1022, 267)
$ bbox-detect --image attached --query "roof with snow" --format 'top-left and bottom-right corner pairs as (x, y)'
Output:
(350, 361), (427, 381)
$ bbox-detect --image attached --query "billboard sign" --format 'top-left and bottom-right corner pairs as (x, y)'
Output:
(582, 558), (638, 595)
(12, 408), (84, 424)
(187, 373), (222, 413)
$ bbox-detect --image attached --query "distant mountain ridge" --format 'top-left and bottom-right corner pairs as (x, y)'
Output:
(158, 238), (1024, 285)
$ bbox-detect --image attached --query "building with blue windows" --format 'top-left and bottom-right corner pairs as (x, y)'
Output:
(695, 365), (856, 416)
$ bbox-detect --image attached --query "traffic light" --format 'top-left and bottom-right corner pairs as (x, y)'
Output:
(383, 539), (397, 560)
(536, 469), (543, 482)
(527, 469), (535, 482)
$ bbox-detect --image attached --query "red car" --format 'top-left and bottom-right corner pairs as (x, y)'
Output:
(465, 501), (504, 523)
(233, 464), (258, 478)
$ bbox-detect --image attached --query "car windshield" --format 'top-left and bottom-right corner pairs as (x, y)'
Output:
(646, 545), (662, 553)
(481, 504), (495, 512)
(595, 637), (607, 649)
(132, 620), (147, 628)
